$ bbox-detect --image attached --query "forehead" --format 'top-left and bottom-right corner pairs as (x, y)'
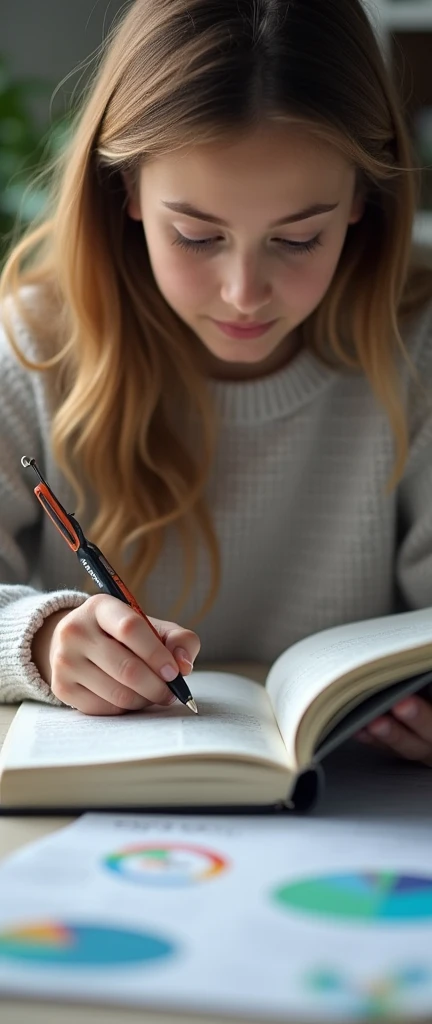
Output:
(141, 123), (355, 213)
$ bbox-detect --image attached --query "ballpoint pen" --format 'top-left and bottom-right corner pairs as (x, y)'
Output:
(21, 456), (198, 714)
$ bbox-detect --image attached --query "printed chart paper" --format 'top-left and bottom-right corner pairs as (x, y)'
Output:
(1, 814), (432, 1020)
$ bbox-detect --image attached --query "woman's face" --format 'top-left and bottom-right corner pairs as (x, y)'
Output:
(125, 122), (364, 379)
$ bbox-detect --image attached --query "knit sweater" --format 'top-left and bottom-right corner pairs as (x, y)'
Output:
(1, 295), (432, 705)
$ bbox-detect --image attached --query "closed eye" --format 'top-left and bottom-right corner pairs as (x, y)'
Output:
(172, 232), (323, 256)
(275, 234), (323, 255)
(172, 234), (218, 254)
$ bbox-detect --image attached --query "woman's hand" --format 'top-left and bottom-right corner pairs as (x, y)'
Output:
(356, 696), (432, 766)
(31, 594), (200, 716)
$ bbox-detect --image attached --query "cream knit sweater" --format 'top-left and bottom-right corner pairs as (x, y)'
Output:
(1, 296), (432, 705)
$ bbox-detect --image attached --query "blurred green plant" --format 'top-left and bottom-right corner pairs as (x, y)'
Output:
(0, 55), (71, 264)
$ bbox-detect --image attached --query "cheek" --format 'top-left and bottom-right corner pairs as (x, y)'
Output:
(281, 262), (330, 312)
(286, 239), (347, 311)
(147, 239), (213, 310)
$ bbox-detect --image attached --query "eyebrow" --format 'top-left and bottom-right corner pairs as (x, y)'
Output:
(161, 200), (339, 227)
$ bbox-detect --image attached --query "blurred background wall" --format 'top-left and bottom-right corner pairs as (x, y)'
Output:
(1, 0), (431, 260)
(2, 0), (120, 103)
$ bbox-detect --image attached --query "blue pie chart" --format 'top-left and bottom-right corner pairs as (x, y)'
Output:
(0, 920), (176, 967)
(273, 872), (432, 922)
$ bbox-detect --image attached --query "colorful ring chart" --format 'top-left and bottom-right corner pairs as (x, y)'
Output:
(0, 920), (176, 967)
(104, 842), (228, 886)
(273, 872), (432, 922)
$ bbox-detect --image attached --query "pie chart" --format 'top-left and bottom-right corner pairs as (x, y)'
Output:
(0, 920), (176, 967)
(104, 842), (227, 886)
(273, 872), (432, 922)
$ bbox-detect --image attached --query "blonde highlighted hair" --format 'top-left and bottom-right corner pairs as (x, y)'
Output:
(1, 0), (432, 621)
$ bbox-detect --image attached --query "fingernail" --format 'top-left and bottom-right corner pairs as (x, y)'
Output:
(174, 647), (194, 673)
(160, 664), (178, 682)
(370, 720), (390, 738)
(393, 700), (417, 721)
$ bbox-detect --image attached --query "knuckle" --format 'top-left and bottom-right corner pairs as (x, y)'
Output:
(117, 655), (141, 688)
(86, 593), (106, 612)
(153, 619), (201, 655)
(117, 613), (139, 644)
(55, 615), (82, 643)
(52, 649), (75, 674)
(167, 629), (201, 663)
(110, 683), (143, 711)
(52, 619), (83, 657)
(181, 629), (201, 658)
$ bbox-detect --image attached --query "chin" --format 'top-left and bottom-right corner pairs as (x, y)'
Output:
(226, 351), (275, 364)
(206, 340), (283, 364)
(226, 350), (284, 368)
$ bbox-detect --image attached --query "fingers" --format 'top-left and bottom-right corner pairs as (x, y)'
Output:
(52, 619), (177, 709)
(356, 696), (432, 767)
(51, 679), (127, 716)
(84, 630), (178, 707)
(52, 661), (155, 715)
(147, 618), (201, 675)
(392, 696), (432, 743)
(92, 599), (197, 693)
(49, 596), (201, 717)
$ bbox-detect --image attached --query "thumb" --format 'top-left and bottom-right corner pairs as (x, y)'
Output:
(148, 618), (201, 675)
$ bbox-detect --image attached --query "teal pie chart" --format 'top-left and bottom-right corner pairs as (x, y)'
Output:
(0, 920), (176, 967)
(273, 873), (432, 923)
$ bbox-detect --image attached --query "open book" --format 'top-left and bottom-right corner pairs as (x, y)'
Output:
(1, 607), (432, 812)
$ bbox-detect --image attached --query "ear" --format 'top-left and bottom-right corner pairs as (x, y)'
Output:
(121, 170), (142, 222)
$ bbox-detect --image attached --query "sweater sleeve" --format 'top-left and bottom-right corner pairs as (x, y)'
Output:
(0, 311), (87, 705)
(396, 300), (432, 610)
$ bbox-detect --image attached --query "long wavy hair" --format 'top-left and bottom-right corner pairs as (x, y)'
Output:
(1, 0), (432, 621)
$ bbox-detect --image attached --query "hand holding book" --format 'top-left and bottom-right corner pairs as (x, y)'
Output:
(357, 692), (432, 767)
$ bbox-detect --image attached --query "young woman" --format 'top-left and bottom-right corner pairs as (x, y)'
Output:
(1, 0), (432, 765)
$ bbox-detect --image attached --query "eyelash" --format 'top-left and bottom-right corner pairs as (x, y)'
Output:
(172, 233), (323, 256)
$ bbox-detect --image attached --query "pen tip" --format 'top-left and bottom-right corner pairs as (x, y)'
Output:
(187, 698), (198, 714)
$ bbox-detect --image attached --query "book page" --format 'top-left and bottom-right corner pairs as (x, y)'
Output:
(1, 812), (432, 1020)
(0, 673), (289, 772)
(266, 607), (432, 762)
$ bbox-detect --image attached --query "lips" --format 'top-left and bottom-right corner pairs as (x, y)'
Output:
(211, 319), (277, 339)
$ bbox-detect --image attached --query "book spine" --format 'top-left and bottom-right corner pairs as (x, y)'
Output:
(287, 764), (324, 813)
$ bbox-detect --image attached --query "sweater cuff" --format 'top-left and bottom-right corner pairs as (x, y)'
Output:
(0, 589), (88, 704)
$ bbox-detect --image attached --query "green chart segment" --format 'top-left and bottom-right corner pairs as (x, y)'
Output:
(273, 873), (432, 922)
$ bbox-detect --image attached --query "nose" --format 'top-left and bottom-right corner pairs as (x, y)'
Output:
(220, 253), (272, 314)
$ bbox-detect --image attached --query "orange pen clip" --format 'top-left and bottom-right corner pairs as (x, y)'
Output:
(20, 456), (144, 614)
(21, 457), (83, 551)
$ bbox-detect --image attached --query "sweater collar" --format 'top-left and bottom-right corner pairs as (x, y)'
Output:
(207, 346), (337, 424)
